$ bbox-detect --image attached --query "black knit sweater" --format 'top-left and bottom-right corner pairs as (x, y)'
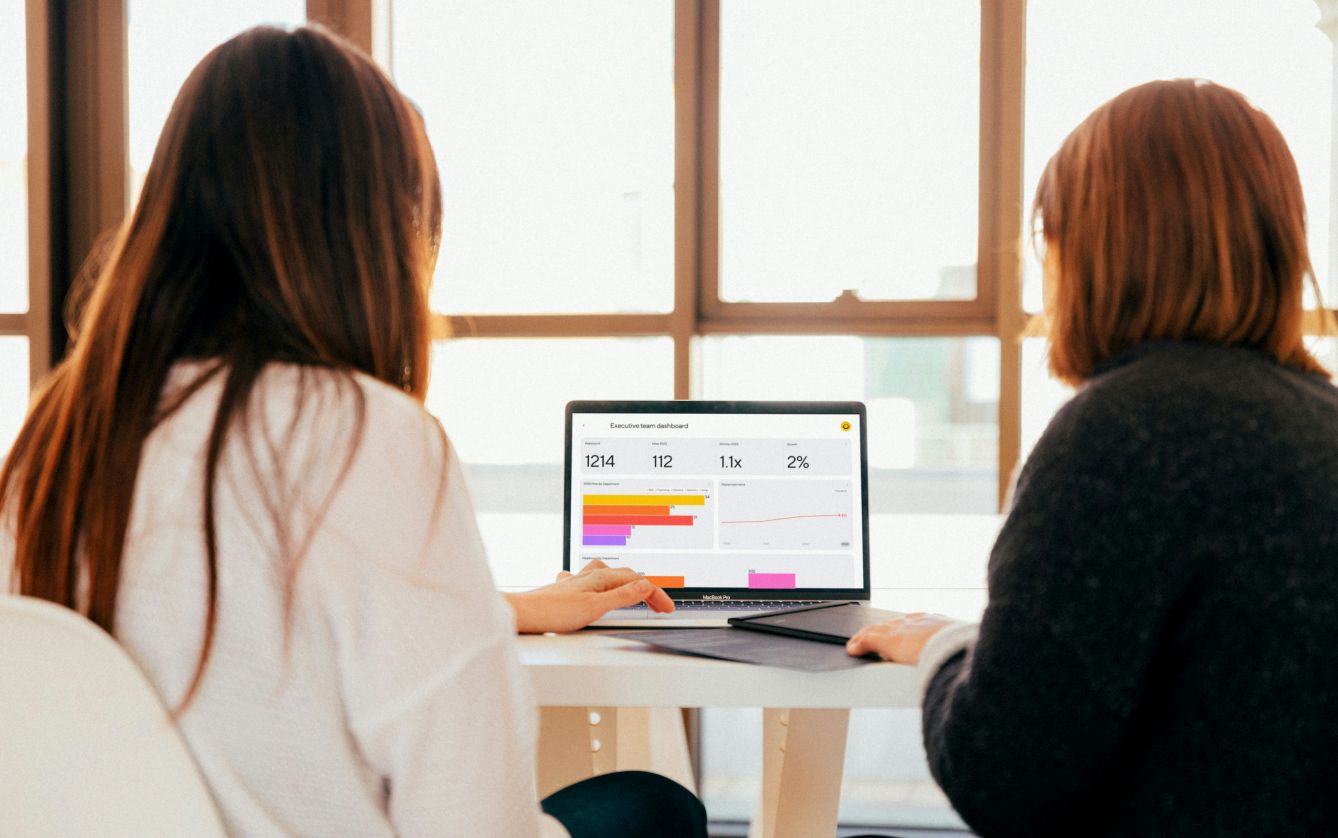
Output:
(924, 341), (1338, 837)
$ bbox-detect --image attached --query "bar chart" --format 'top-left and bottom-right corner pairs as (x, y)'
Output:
(579, 480), (714, 550)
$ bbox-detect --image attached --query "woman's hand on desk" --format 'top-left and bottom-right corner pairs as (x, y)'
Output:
(845, 612), (957, 663)
(504, 561), (675, 634)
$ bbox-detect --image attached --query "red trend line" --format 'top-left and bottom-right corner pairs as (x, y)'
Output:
(720, 513), (849, 525)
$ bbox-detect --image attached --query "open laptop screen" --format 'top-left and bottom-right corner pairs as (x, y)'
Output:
(564, 401), (870, 600)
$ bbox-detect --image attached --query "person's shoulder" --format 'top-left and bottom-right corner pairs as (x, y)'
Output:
(348, 370), (449, 461)
(1030, 341), (1338, 488)
(241, 364), (451, 512)
(253, 363), (443, 447)
(253, 362), (426, 416)
(1060, 341), (1335, 434)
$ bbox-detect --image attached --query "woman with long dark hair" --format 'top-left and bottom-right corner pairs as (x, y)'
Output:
(0, 25), (701, 837)
(849, 80), (1338, 834)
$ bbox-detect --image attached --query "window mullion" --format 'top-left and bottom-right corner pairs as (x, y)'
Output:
(25, 0), (54, 382)
(48, 1), (128, 373)
(674, 0), (706, 399)
(431, 313), (673, 340)
(307, 0), (391, 67)
(984, 0), (1027, 510)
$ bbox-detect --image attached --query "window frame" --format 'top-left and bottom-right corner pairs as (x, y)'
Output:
(373, 0), (1028, 506)
(16, 0), (129, 387)
(19, 0), (1338, 510)
(5, 1), (55, 387)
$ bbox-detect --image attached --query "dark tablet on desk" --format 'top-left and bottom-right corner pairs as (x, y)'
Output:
(728, 601), (903, 645)
(608, 628), (871, 672)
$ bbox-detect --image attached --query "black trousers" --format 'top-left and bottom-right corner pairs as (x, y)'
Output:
(541, 771), (707, 838)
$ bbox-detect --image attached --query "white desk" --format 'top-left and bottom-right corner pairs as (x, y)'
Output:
(518, 631), (920, 838)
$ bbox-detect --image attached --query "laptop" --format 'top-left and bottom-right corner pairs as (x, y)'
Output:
(564, 400), (871, 628)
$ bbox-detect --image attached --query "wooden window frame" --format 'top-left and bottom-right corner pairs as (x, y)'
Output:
(12, 0), (127, 388)
(5, 1), (56, 385)
(12, 0), (1333, 511)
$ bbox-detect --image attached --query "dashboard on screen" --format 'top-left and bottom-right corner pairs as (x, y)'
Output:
(564, 402), (869, 597)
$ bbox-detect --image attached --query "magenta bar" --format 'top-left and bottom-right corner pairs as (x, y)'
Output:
(748, 572), (797, 589)
(583, 535), (628, 546)
(584, 525), (633, 537)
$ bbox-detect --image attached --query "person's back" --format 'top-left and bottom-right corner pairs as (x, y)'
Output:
(931, 340), (1338, 835)
(112, 362), (550, 835)
(1100, 344), (1338, 833)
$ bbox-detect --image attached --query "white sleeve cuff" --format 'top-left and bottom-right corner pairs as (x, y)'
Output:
(916, 621), (979, 700)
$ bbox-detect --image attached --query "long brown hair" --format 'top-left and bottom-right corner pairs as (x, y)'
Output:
(1, 25), (442, 705)
(1033, 79), (1324, 385)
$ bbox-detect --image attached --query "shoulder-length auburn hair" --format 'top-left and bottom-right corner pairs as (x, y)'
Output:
(1033, 78), (1325, 386)
(1, 25), (441, 705)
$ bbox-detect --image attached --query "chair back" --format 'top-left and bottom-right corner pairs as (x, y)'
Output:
(0, 594), (228, 837)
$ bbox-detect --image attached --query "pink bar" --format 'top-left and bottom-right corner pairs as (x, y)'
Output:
(584, 525), (633, 536)
(748, 572), (797, 589)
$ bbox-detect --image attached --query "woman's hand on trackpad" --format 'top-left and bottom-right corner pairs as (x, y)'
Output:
(504, 560), (674, 634)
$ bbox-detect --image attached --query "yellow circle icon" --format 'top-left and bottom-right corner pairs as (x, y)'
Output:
(840, 421), (851, 431)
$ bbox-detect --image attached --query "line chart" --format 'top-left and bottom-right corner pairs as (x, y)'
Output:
(717, 480), (854, 550)
(721, 513), (850, 525)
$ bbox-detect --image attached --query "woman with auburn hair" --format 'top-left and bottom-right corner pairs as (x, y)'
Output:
(0, 25), (703, 838)
(847, 80), (1338, 834)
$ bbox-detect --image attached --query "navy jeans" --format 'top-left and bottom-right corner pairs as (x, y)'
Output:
(541, 771), (707, 838)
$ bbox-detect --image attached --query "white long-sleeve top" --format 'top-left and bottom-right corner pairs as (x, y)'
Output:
(4, 363), (565, 837)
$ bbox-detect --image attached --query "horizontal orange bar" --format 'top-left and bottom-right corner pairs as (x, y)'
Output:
(584, 515), (694, 526)
(645, 575), (686, 589)
(584, 505), (671, 516)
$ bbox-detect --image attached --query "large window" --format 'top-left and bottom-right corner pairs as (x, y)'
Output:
(390, 0), (1015, 566)
(17, 6), (1334, 576)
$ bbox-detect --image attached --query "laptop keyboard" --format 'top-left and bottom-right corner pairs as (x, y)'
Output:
(624, 600), (822, 611)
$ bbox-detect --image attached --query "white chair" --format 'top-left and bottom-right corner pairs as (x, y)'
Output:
(0, 594), (228, 837)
